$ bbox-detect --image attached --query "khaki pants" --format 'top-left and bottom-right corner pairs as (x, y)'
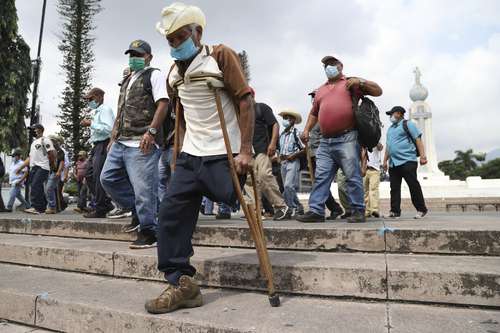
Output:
(363, 168), (380, 215)
(244, 153), (285, 209)
(336, 169), (350, 213)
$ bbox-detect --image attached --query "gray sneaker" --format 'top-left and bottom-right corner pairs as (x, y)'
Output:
(107, 208), (133, 219)
(414, 211), (428, 219)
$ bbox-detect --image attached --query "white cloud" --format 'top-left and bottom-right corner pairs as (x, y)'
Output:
(14, 0), (500, 160)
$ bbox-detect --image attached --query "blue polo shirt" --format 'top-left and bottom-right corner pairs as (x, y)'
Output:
(386, 119), (421, 167)
(90, 104), (115, 143)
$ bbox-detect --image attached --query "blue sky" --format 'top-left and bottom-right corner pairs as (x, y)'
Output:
(15, 0), (500, 160)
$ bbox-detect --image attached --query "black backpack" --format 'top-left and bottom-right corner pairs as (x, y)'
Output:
(402, 120), (420, 157)
(353, 96), (382, 151)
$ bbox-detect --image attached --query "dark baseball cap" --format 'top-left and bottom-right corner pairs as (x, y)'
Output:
(124, 40), (152, 55)
(386, 106), (406, 115)
(11, 148), (22, 156)
(29, 123), (44, 130)
(321, 55), (342, 65)
(84, 87), (105, 99)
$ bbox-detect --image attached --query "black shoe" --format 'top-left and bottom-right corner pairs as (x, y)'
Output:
(273, 207), (287, 220)
(347, 211), (366, 223)
(215, 212), (231, 220)
(327, 210), (343, 220)
(274, 207), (293, 221)
(296, 205), (305, 216)
(83, 210), (106, 218)
(388, 211), (401, 218)
(107, 208), (132, 219)
(129, 229), (157, 249)
(0, 208), (12, 213)
(340, 212), (352, 219)
(122, 215), (140, 233)
(296, 211), (325, 223)
(371, 212), (380, 218)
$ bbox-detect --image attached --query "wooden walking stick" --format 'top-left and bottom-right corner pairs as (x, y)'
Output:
(207, 78), (280, 307)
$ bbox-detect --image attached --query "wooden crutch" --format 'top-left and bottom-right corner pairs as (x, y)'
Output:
(207, 78), (280, 307)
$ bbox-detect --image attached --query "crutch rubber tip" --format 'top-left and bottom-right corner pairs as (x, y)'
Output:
(269, 293), (281, 307)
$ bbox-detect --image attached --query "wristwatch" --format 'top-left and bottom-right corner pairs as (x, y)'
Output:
(147, 127), (157, 136)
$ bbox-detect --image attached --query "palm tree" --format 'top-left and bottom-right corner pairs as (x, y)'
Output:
(453, 149), (486, 173)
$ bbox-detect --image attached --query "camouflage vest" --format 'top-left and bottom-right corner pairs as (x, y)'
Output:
(116, 68), (161, 143)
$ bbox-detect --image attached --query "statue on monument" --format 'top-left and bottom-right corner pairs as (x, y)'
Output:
(408, 67), (444, 179)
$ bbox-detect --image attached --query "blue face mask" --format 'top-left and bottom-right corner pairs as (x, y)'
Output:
(325, 65), (340, 79)
(282, 119), (290, 128)
(88, 100), (98, 109)
(170, 36), (199, 61)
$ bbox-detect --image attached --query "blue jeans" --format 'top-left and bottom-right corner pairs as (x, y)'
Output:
(201, 197), (231, 215)
(309, 131), (365, 216)
(29, 166), (49, 213)
(218, 202), (231, 214)
(7, 185), (30, 210)
(280, 159), (300, 209)
(202, 196), (214, 214)
(46, 172), (59, 209)
(158, 147), (174, 203)
(100, 142), (160, 232)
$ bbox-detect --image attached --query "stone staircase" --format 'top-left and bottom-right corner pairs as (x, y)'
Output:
(0, 212), (499, 332)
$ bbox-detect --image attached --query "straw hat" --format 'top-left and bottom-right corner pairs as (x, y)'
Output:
(278, 109), (302, 124)
(156, 2), (206, 36)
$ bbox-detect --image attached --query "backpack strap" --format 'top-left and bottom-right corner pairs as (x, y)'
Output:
(291, 128), (304, 150)
(402, 120), (415, 144)
(347, 76), (364, 106)
(402, 120), (420, 156)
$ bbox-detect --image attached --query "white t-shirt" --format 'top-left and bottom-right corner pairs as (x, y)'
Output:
(367, 147), (382, 171)
(29, 137), (55, 171)
(120, 67), (168, 148)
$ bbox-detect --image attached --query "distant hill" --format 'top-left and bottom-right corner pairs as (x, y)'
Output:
(486, 148), (500, 162)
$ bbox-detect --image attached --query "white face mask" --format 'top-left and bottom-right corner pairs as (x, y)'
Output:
(325, 65), (340, 79)
(282, 119), (291, 128)
(390, 115), (398, 124)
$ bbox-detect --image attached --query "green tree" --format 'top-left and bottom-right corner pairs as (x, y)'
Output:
(57, 0), (101, 156)
(438, 160), (466, 180)
(453, 149), (485, 173)
(238, 50), (251, 82)
(471, 158), (500, 179)
(0, 0), (32, 152)
(439, 149), (486, 180)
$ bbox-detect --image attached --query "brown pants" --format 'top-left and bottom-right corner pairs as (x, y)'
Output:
(244, 153), (285, 209)
(363, 168), (380, 215)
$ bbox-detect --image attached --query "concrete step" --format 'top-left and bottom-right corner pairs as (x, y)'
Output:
(1, 213), (499, 255)
(0, 321), (52, 332)
(0, 233), (498, 307)
(1, 264), (499, 333)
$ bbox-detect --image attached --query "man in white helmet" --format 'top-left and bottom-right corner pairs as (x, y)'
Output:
(145, 3), (255, 314)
